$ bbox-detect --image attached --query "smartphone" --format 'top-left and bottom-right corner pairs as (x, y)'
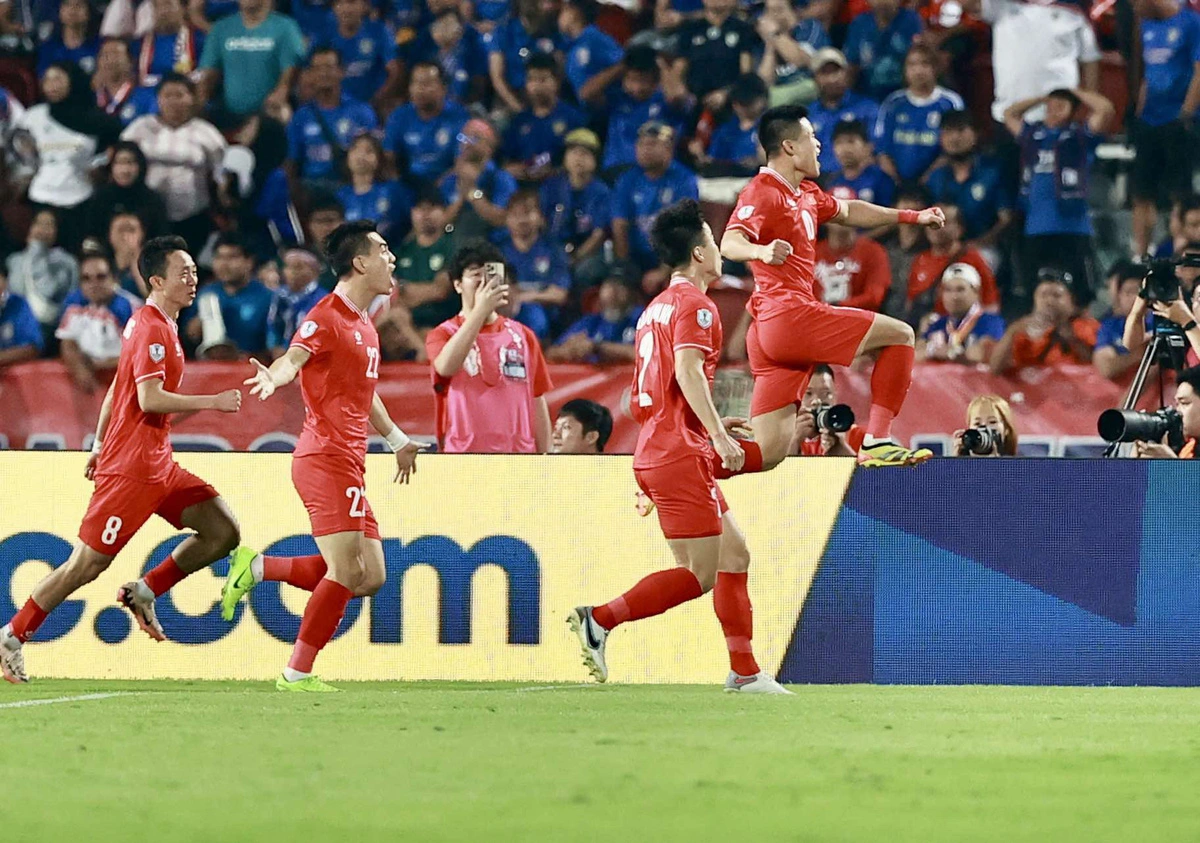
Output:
(484, 262), (505, 283)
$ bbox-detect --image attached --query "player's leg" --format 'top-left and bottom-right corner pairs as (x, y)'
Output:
(713, 511), (790, 695)
(221, 548), (328, 621)
(851, 313), (932, 467)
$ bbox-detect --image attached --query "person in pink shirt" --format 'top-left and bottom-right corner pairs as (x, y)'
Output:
(427, 240), (553, 453)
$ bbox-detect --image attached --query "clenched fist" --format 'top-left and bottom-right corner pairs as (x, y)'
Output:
(759, 239), (793, 266)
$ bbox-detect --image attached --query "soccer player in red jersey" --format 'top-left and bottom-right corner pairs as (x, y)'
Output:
(569, 200), (790, 695)
(0, 236), (244, 683)
(720, 104), (947, 469)
(230, 221), (425, 692)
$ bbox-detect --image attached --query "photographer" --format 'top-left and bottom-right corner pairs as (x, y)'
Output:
(952, 395), (1019, 457)
(1132, 366), (1200, 459)
(1123, 244), (1200, 369)
(789, 364), (864, 456)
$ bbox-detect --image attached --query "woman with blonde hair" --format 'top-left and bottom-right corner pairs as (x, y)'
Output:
(953, 394), (1019, 456)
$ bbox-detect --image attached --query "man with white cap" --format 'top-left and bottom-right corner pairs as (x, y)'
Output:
(918, 262), (1007, 364)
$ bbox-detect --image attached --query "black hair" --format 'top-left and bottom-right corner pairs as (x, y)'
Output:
(559, 398), (613, 452)
(526, 51), (559, 76)
(730, 73), (767, 106)
(563, 0), (599, 23)
(324, 220), (379, 278)
(1181, 195), (1200, 217)
(624, 46), (659, 76)
(940, 109), (974, 132)
(448, 239), (504, 281)
(758, 104), (809, 157)
(409, 59), (447, 84)
(413, 184), (447, 207)
(308, 192), (346, 217)
(506, 187), (541, 211)
(1178, 365), (1200, 396)
(1109, 259), (1143, 285)
(813, 363), (835, 380)
(137, 235), (189, 283)
(650, 198), (707, 269)
(897, 184), (933, 206)
(309, 45), (343, 66)
(156, 70), (195, 95)
(213, 232), (249, 256)
(1047, 88), (1082, 110)
(79, 248), (115, 275)
(831, 119), (869, 144)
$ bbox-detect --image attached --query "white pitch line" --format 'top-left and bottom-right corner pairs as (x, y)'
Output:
(0, 692), (136, 710)
(514, 684), (598, 692)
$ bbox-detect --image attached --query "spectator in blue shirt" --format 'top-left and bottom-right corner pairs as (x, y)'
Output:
(267, 246), (326, 357)
(925, 109), (1014, 266)
(807, 47), (880, 175)
(695, 73), (767, 176)
(591, 46), (692, 176)
(613, 121), (700, 292)
(755, 0), (830, 106)
(286, 48), (379, 189)
(36, 0), (99, 77)
(540, 128), (611, 280)
(441, 117), (518, 246)
(1005, 87), (1115, 304)
(383, 61), (470, 186)
(1131, 0), (1200, 255)
(874, 45), (964, 184)
(198, 0), (306, 118)
(1093, 263), (1146, 380)
(486, 0), (560, 113)
(311, 0), (403, 110)
(843, 0), (923, 101)
(0, 272), (43, 368)
(184, 234), (275, 358)
(338, 133), (413, 240)
(558, 0), (625, 103)
(498, 188), (571, 340)
(94, 39), (158, 127)
(132, 0), (205, 89)
(407, 10), (489, 104)
(56, 251), (139, 393)
(549, 270), (643, 362)
(502, 53), (587, 183)
(827, 119), (895, 206)
(917, 262), (1006, 364)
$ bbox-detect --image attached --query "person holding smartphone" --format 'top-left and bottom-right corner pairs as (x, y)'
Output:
(426, 240), (553, 453)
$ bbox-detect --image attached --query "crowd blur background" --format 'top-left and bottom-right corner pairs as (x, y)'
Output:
(0, 0), (1195, 455)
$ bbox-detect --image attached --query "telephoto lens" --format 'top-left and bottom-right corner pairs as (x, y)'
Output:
(813, 403), (855, 433)
(960, 426), (997, 455)
(1097, 407), (1182, 443)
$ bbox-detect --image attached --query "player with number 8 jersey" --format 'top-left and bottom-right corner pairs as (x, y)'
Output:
(222, 221), (427, 692)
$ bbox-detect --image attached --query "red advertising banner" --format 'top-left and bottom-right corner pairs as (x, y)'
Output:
(0, 360), (1136, 453)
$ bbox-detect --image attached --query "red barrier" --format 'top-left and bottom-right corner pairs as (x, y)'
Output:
(0, 360), (1136, 452)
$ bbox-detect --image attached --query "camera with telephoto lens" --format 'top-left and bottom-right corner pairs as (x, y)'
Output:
(1139, 254), (1200, 303)
(812, 403), (854, 434)
(960, 426), (999, 455)
(1097, 407), (1183, 445)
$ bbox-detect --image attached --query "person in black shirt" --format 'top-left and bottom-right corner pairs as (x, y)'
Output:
(668, 0), (759, 113)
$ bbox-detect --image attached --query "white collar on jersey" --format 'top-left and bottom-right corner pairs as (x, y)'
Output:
(668, 275), (695, 288)
(146, 298), (179, 330)
(759, 166), (802, 195)
(334, 289), (370, 323)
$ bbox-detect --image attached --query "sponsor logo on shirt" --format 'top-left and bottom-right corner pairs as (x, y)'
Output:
(225, 36), (277, 52)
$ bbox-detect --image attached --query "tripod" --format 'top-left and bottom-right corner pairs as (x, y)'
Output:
(1102, 316), (1188, 458)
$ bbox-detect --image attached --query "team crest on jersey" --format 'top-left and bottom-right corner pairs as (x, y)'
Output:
(300, 320), (318, 339)
(430, 254), (445, 271)
(971, 183), (986, 201)
(927, 112), (941, 128)
(737, 205), (754, 220)
(535, 256), (551, 275)
(149, 343), (165, 362)
(354, 331), (363, 345)
(697, 308), (713, 329)
(436, 128), (451, 147)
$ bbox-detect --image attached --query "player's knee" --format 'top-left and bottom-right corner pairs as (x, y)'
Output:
(723, 543), (751, 574)
(73, 552), (110, 585)
(354, 568), (385, 597)
(896, 321), (915, 347)
(207, 519), (240, 557)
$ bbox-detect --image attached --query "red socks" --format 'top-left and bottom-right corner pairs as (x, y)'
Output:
(143, 557), (188, 597)
(867, 344), (914, 439)
(9, 598), (47, 643)
(592, 568), (703, 630)
(264, 555), (327, 592)
(710, 440), (764, 480)
(288, 579), (352, 674)
(714, 572), (759, 676)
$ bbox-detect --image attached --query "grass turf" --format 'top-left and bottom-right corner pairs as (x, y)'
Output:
(2, 681), (1199, 842)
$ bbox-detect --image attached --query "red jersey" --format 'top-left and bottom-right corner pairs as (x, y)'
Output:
(97, 300), (186, 484)
(725, 167), (846, 319)
(907, 247), (1000, 312)
(631, 278), (723, 470)
(291, 291), (380, 467)
(813, 237), (892, 311)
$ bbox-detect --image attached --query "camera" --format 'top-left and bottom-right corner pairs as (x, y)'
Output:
(960, 425), (999, 455)
(1097, 407), (1183, 445)
(1139, 254), (1200, 303)
(812, 403), (854, 434)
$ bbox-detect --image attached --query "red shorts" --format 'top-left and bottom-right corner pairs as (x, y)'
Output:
(747, 302), (875, 417)
(634, 456), (729, 540)
(292, 453), (381, 540)
(79, 464), (220, 555)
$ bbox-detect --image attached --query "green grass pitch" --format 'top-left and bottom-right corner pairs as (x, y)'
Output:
(3, 680), (1199, 842)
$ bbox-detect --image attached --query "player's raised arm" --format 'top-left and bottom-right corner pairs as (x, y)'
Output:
(369, 391), (428, 483)
(838, 199), (946, 231)
(674, 347), (744, 471)
(245, 345), (311, 401)
(720, 228), (793, 266)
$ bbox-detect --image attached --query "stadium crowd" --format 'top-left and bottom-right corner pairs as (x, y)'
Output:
(0, 0), (1195, 447)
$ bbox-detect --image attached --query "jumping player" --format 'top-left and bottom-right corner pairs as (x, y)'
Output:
(720, 104), (946, 469)
(229, 220), (425, 692)
(568, 199), (790, 695)
(0, 236), (244, 683)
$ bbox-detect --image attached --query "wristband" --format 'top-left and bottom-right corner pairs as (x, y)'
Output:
(90, 438), (102, 455)
(384, 425), (411, 453)
(1184, 320), (1198, 332)
(898, 209), (921, 225)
